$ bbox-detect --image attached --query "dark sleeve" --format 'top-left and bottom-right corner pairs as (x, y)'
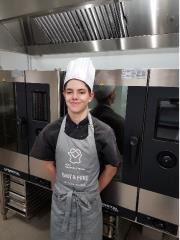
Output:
(101, 127), (122, 167)
(30, 119), (62, 161)
(93, 117), (121, 167)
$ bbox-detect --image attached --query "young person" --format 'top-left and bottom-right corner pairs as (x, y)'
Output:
(31, 58), (121, 240)
(92, 83), (124, 154)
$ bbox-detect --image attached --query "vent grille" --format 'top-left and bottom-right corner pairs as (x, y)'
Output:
(33, 2), (128, 44)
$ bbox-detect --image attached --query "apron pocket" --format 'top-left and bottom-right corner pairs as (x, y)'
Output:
(51, 192), (67, 233)
(52, 191), (67, 212)
(83, 193), (102, 215)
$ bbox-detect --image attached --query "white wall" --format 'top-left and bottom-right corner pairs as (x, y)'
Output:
(0, 51), (29, 70)
(0, 47), (178, 71)
(30, 48), (178, 70)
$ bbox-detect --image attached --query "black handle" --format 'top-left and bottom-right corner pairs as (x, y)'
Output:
(17, 117), (27, 137)
(130, 136), (139, 165)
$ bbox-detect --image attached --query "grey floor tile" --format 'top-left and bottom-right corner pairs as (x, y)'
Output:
(0, 208), (178, 240)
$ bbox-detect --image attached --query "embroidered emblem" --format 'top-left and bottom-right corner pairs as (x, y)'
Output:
(68, 148), (82, 164)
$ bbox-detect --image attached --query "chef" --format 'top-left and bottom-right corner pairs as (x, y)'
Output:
(31, 58), (121, 240)
(92, 74), (124, 154)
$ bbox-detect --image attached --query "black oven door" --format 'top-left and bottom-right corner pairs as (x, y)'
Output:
(90, 69), (148, 221)
(0, 71), (29, 179)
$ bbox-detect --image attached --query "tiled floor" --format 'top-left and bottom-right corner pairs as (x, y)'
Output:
(0, 207), (51, 240)
(0, 206), (178, 240)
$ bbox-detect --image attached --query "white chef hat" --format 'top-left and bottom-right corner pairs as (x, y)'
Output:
(64, 58), (95, 91)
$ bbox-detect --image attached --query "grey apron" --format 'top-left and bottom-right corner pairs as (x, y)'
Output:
(51, 113), (102, 240)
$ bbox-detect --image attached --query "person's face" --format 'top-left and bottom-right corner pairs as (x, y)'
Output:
(63, 79), (94, 115)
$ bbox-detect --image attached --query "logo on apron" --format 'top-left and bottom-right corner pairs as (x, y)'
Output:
(68, 148), (82, 164)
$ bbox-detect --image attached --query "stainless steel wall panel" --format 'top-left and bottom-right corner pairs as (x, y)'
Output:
(149, 69), (179, 87)
(138, 188), (179, 225)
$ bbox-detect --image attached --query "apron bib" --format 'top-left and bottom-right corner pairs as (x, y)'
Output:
(51, 113), (102, 240)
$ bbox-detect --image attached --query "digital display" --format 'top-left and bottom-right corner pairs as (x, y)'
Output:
(155, 99), (179, 142)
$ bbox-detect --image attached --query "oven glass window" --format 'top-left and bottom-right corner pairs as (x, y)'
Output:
(90, 85), (128, 181)
(0, 82), (17, 151)
(155, 99), (179, 142)
(32, 91), (48, 121)
(90, 85), (127, 156)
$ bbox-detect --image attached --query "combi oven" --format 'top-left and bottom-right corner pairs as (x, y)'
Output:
(0, 70), (60, 187)
(0, 69), (178, 236)
(97, 69), (179, 236)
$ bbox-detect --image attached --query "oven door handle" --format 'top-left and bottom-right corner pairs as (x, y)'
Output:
(17, 117), (27, 137)
(130, 136), (139, 165)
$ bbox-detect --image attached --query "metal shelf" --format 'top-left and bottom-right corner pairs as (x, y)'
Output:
(0, 172), (52, 219)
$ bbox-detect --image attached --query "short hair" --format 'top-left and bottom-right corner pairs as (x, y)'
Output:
(64, 80), (91, 94)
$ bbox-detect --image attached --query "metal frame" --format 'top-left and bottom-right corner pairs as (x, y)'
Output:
(27, 33), (179, 55)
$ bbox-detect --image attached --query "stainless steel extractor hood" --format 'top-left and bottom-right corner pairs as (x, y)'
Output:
(0, 0), (179, 55)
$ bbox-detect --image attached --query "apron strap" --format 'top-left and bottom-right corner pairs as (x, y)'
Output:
(61, 190), (91, 232)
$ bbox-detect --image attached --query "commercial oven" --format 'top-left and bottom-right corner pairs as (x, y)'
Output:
(0, 71), (29, 179)
(92, 69), (178, 236)
(0, 70), (60, 187)
(137, 70), (179, 235)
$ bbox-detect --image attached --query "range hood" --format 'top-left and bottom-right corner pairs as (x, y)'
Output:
(0, 0), (178, 55)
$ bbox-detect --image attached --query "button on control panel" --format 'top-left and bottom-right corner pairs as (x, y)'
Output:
(157, 151), (177, 168)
